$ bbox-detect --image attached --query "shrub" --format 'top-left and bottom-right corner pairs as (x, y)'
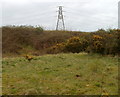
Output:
(47, 42), (66, 54)
(35, 26), (43, 34)
(64, 37), (88, 53)
(91, 35), (105, 54)
(2, 26), (120, 56)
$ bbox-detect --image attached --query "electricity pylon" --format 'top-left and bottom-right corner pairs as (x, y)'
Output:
(56, 6), (65, 31)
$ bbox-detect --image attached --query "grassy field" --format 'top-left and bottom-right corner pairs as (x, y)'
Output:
(2, 53), (118, 95)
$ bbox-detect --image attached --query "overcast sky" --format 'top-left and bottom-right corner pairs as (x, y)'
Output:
(1, 0), (120, 31)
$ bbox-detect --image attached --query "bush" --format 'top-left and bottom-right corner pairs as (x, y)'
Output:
(64, 37), (88, 53)
(35, 26), (43, 34)
(43, 29), (120, 56)
(47, 42), (66, 54)
(49, 36), (89, 53)
(90, 35), (105, 54)
(2, 26), (120, 56)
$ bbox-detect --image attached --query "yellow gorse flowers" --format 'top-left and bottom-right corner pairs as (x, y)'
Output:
(93, 35), (103, 40)
(23, 54), (34, 62)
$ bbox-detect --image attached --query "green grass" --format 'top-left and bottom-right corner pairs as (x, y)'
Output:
(2, 53), (118, 95)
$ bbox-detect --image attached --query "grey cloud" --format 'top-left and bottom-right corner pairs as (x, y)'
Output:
(2, 0), (119, 31)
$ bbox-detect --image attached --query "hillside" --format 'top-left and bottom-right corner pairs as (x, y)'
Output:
(2, 53), (118, 95)
(2, 26), (85, 57)
(2, 26), (120, 57)
(2, 26), (119, 95)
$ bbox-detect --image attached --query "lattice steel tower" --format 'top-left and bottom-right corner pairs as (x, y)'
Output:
(56, 6), (65, 30)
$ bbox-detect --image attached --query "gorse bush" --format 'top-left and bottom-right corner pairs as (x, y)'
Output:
(49, 36), (89, 53)
(2, 26), (83, 56)
(49, 29), (120, 55)
(2, 26), (120, 56)
(90, 35), (105, 54)
(64, 37), (88, 53)
(47, 42), (66, 54)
